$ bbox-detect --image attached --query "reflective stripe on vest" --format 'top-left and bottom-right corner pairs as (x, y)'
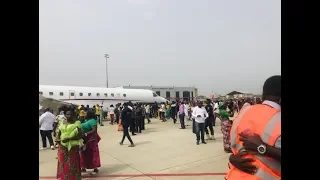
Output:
(256, 168), (278, 180)
(261, 112), (281, 144)
(230, 105), (252, 149)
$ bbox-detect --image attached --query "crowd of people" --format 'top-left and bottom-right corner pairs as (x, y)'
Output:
(39, 106), (102, 180)
(39, 75), (280, 180)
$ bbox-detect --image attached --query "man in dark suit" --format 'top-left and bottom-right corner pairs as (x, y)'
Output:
(130, 104), (137, 136)
(205, 99), (215, 140)
(119, 102), (135, 147)
(135, 103), (144, 133)
(170, 101), (177, 124)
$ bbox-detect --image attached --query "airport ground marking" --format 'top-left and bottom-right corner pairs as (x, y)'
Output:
(40, 172), (227, 179)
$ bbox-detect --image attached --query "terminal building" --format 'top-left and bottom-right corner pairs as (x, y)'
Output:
(119, 86), (198, 101)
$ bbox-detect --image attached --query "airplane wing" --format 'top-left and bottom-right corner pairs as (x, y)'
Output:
(39, 95), (77, 115)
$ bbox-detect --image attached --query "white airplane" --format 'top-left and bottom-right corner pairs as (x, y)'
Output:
(39, 85), (167, 110)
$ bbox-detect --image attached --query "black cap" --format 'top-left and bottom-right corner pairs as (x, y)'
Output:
(263, 75), (281, 97)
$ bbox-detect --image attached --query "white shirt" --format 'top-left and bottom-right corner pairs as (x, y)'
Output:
(192, 106), (209, 123)
(243, 102), (251, 108)
(160, 104), (165, 112)
(184, 104), (189, 115)
(39, 112), (56, 131)
(262, 100), (281, 111)
(145, 105), (150, 113)
(214, 103), (219, 113)
(109, 107), (115, 115)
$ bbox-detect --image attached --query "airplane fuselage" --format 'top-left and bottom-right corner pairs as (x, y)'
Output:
(39, 85), (167, 110)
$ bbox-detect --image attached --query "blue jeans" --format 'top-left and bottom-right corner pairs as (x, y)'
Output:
(179, 114), (185, 128)
(195, 122), (205, 142)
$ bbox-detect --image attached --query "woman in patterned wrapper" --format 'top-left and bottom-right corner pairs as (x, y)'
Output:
(80, 110), (101, 175)
(56, 107), (83, 180)
(219, 103), (234, 153)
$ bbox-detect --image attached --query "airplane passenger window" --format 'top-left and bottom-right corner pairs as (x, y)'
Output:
(117, 93), (120, 97)
(153, 93), (158, 97)
(70, 92), (75, 96)
(39, 92), (43, 95)
(79, 92), (83, 96)
(49, 92), (53, 96)
(123, 94), (126, 97)
(96, 93), (100, 97)
(111, 93), (114, 97)
(59, 92), (64, 96)
(88, 93), (91, 96)
(104, 93), (108, 97)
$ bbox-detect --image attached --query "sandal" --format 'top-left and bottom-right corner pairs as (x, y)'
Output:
(93, 169), (99, 173)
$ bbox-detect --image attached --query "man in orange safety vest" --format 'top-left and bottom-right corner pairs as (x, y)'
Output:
(225, 75), (281, 180)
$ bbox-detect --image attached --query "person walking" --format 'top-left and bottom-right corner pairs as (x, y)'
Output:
(178, 102), (186, 129)
(119, 103), (135, 147)
(145, 104), (151, 123)
(39, 108), (56, 150)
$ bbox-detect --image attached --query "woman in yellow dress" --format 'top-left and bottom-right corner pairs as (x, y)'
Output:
(56, 107), (83, 180)
(165, 104), (171, 120)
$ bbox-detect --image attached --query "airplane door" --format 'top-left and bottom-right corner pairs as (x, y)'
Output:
(69, 90), (76, 100)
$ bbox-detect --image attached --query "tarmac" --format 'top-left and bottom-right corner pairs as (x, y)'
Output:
(39, 117), (231, 180)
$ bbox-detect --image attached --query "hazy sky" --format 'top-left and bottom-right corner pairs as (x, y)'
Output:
(39, 0), (281, 96)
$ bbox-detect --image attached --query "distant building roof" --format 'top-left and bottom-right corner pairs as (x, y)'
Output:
(226, 91), (253, 96)
(122, 85), (196, 88)
(195, 95), (210, 101)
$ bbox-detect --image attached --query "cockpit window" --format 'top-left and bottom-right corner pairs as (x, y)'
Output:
(153, 93), (158, 97)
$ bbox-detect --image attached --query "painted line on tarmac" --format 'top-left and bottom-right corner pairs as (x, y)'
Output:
(40, 172), (227, 179)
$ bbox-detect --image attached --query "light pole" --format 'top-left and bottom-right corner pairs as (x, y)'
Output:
(104, 54), (110, 88)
